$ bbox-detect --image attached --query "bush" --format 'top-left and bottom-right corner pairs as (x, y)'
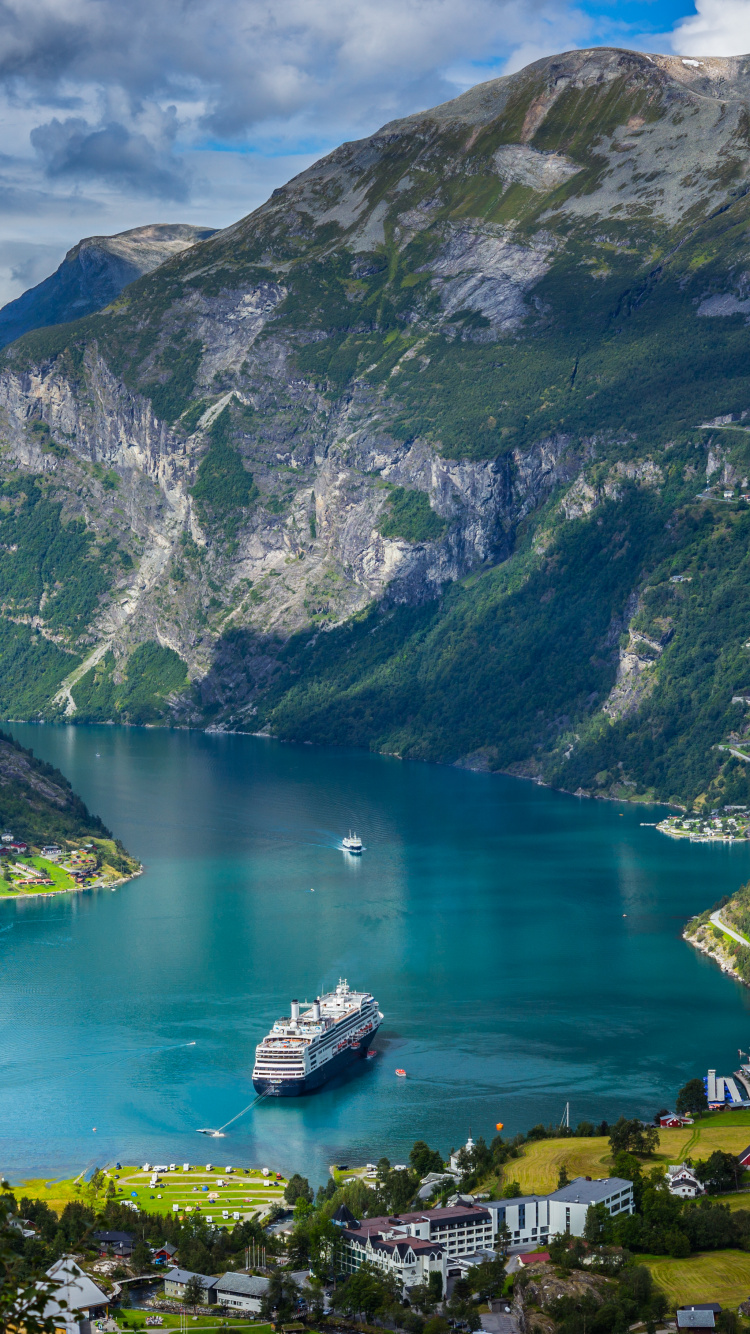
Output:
(191, 407), (258, 534)
(378, 487), (447, 543)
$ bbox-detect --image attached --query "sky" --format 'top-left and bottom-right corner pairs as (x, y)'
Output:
(0, 0), (746, 306)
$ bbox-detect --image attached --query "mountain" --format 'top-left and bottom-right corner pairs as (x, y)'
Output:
(5, 47), (750, 810)
(0, 224), (217, 348)
(0, 728), (126, 854)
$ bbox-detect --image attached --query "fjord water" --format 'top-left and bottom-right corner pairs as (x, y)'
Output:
(3, 724), (750, 1186)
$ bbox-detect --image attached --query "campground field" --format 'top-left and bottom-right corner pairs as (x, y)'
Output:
(15, 1164), (287, 1225)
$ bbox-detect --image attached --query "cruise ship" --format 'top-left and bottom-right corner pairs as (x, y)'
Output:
(252, 979), (383, 1096)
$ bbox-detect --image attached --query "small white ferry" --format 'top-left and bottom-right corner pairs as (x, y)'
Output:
(342, 831), (363, 854)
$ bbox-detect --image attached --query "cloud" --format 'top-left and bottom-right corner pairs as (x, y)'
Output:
(671, 0), (750, 55)
(30, 112), (190, 200)
(0, 0), (592, 145)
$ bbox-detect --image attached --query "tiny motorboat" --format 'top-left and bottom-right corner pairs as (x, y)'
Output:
(395, 1068), (406, 1077)
(366, 1049), (378, 1059)
(342, 831), (363, 854)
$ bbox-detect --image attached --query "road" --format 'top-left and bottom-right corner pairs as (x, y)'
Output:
(710, 910), (750, 947)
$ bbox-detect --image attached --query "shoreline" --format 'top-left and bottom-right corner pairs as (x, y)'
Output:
(0, 718), (688, 812)
(683, 920), (749, 987)
(0, 866), (143, 903)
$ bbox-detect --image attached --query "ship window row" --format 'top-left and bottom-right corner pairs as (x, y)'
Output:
(256, 1060), (304, 1066)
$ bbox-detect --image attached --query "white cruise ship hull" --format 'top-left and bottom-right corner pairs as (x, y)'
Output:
(252, 1020), (381, 1097)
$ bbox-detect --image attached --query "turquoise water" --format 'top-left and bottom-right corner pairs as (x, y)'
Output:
(3, 723), (750, 1187)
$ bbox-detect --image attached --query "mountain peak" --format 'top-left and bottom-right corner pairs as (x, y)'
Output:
(0, 222), (217, 348)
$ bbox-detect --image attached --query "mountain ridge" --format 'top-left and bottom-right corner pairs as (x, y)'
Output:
(0, 223), (217, 349)
(3, 46), (750, 809)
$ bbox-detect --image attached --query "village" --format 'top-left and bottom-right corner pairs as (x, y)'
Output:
(11, 1118), (750, 1334)
(655, 809), (750, 843)
(0, 832), (139, 897)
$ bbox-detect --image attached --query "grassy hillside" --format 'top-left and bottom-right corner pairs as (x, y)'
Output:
(641, 1250), (750, 1309)
(508, 1120), (750, 1196)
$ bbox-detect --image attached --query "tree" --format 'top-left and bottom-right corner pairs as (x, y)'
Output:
(306, 1281), (325, 1321)
(307, 1217), (343, 1283)
(131, 1240), (151, 1273)
(286, 1224), (311, 1270)
(676, 1078), (709, 1117)
(260, 1271), (300, 1322)
(183, 1276), (204, 1311)
(331, 1264), (397, 1322)
(557, 1164), (570, 1189)
(0, 1212), (70, 1334)
(583, 1202), (612, 1246)
(502, 1180), (521, 1199)
(316, 1179), (337, 1206)
(283, 1174), (313, 1206)
(408, 1283), (436, 1315)
(465, 1257), (506, 1300)
(423, 1319), (450, 1334)
(427, 1270), (443, 1303)
(409, 1141), (444, 1178)
(495, 1220), (511, 1257)
(695, 1150), (741, 1194)
(609, 1117), (660, 1157)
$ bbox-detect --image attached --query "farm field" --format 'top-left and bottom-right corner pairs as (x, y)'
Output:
(641, 1250), (750, 1310)
(509, 1118), (750, 1195)
(15, 1165), (287, 1225)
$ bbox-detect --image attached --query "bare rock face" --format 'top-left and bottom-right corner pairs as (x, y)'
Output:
(3, 42), (750, 751)
(0, 223), (217, 348)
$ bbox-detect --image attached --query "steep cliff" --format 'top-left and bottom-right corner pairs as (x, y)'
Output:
(0, 224), (216, 348)
(4, 47), (750, 808)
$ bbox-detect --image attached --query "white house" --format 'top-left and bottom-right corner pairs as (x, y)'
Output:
(449, 1135), (475, 1173)
(485, 1176), (634, 1246)
(213, 1274), (269, 1313)
(667, 1164), (704, 1199)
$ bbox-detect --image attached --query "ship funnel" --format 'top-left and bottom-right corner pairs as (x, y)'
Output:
(312, 999), (321, 1021)
(290, 999), (300, 1022)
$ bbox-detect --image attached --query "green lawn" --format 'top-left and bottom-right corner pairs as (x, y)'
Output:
(641, 1250), (750, 1310)
(0, 855), (75, 896)
(119, 1315), (273, 1332)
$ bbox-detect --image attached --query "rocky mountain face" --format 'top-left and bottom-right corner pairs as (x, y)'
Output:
(0, 224), (216, 348)
(5, 47), (750, 809)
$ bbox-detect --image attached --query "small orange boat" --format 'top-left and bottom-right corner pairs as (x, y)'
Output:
(395, 1068), (406, 1077)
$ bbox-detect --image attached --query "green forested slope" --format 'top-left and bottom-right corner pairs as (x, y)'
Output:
(0, 729), (127, 851)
